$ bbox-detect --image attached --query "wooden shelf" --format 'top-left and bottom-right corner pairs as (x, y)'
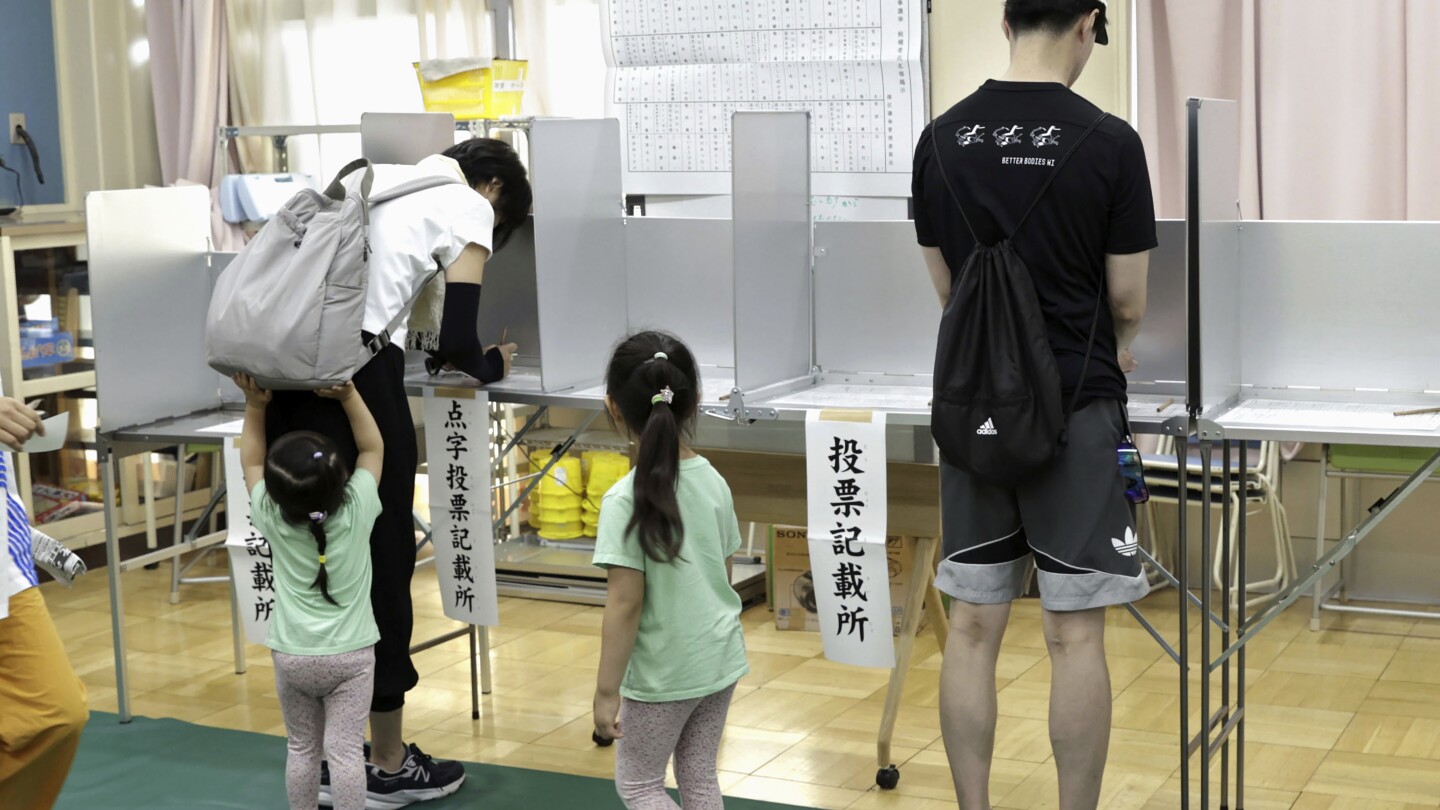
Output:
(19, 370), (96, 398)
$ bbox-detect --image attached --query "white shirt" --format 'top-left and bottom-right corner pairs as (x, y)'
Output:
(345, 155), (495, 348)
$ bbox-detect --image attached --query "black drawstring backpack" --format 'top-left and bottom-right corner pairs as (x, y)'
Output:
(929, 113), (1108, 488)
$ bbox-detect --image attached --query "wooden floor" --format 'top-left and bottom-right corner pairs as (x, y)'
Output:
(43, 559), (1440, 809)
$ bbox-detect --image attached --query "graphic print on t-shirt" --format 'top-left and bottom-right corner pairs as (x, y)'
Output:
(1030, 126), (1062, 147)
(994, 125), (1024, 147)
(957, 125), (986, 147)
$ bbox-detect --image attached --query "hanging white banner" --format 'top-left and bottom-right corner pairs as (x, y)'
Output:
(423, 390), (499, 626)
(222, 438), (274, 645)
(805, 409), (894, 668)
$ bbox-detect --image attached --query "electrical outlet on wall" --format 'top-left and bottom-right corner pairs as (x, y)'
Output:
(9, 113), (25, 144)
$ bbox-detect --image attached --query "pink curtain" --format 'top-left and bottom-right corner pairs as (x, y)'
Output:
(1138, 0), (1440, 221)
(146, 0), (244, 249)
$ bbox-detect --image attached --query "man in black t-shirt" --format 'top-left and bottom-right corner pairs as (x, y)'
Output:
(912, 2), (1155, 807)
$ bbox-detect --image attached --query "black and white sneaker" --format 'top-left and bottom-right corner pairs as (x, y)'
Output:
(364, 743), (466, 808)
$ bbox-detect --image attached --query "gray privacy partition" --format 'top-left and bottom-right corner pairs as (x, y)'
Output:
(625, 217), (734, 370)
(1237, 221), (1440, 394)
(87, 186), (221, 431)
(478, 217), (540, 366)
(813, 220), (934, 376)
(530, 118), (628, 392)
(1189, 98), (1243, 414)
(1127, 219), (1186, 397)
(732, 111), (812, 394)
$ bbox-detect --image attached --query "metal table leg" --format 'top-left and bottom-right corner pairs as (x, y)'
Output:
(1312, 447), (1329, 631)
(1199, 439), (1213, 810)
(479, 625), (493, 695)
(101, 447), (133, 724)
(1176, 435), (1190, 808)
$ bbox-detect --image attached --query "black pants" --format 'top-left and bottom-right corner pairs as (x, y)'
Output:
(266, 344), (418, 712)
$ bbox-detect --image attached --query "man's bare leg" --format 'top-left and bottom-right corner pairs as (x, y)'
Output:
(1043, 606), (1111, 810)
(940, 600), (1012, 810)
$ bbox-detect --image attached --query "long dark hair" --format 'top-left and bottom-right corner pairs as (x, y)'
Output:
(264, 431), (349, 607)
(441, 137), (533, 251)
(605, 331), (700, 563)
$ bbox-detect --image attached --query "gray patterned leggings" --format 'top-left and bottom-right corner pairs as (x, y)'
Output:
(615, 682), (737, 810)
(272, 646), (376, 810)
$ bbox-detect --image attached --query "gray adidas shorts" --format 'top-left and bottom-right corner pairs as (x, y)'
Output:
(936, 399), (1150, 612)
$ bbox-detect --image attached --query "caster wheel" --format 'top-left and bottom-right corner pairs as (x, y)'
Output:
(876, 765), (900, 790)
(593, 731), (614, 748)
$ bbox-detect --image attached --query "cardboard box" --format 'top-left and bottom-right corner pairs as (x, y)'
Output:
(768, 525), (924, 635)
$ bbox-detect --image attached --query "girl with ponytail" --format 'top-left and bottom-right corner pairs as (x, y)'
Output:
(234, 374), (384, 810)
(591, 332), (750, 810)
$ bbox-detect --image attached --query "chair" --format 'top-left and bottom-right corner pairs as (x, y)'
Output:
(1141, 437), (1295, 611)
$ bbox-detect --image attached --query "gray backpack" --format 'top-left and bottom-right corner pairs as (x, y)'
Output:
(206, 158), (462, 390)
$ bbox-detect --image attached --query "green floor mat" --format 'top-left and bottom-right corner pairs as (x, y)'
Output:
(59, 713), (813, 809)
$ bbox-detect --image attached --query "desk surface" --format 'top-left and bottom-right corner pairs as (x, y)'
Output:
(1215, 398), (1440, 447)
(105, 408), (244, 449)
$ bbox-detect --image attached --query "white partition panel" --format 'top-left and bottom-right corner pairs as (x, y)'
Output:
(1128, 219), (1186, 395)
(626, 217), (734, 369)
(1190, 98), (1243, 413)
(88, 186), (218, 432)
(813, 221), (934, 376)
(1238, 221), (1440, 393)
(732, 112), (812, 392)
(530, 119), (628, 392)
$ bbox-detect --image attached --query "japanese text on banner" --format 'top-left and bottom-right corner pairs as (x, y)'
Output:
(423, 392), (499, 626)
(222, 438), (274, 644)
(804, 410), (894, 668)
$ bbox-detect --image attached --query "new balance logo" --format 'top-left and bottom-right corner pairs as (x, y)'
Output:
(976, 419), (998, 436)
(1111, 527), (1139, 557)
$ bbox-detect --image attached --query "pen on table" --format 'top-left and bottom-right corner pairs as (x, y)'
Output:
(1393, 406), (1440, 417)
(1157, 398), (1174, 413)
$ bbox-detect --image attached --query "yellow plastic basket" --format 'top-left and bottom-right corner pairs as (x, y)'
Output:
(413, 60), (527, 121)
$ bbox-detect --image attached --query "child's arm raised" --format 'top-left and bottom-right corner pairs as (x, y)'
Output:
(593, 566), (644, 741)
(232, 374), (271, 494)
(317, 382), (384, 485)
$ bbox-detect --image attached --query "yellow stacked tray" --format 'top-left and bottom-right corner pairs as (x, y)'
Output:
(583, 452), (631, 537)
(537, 456), (585, 541)
(526, 450), (550, 529)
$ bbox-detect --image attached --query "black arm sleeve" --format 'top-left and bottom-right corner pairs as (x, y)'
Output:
(436, 281), (506, 383)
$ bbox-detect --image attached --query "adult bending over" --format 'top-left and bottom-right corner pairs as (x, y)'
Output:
(264, 138), (532, 807)
(912, 2), (1155, 808)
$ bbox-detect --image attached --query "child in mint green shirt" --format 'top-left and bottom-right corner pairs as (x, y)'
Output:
(234, 374), (383, 810)
(591, 332), (749, 810)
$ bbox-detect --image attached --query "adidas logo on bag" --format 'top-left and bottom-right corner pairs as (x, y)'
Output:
(976, 418), (998, 436)
(1111, 527), (1139, 557)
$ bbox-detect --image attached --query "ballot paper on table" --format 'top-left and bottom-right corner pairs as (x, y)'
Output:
(21, 412), (69, 453)
(805, 409), (895, 669)
(196, 419), (246, 436)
